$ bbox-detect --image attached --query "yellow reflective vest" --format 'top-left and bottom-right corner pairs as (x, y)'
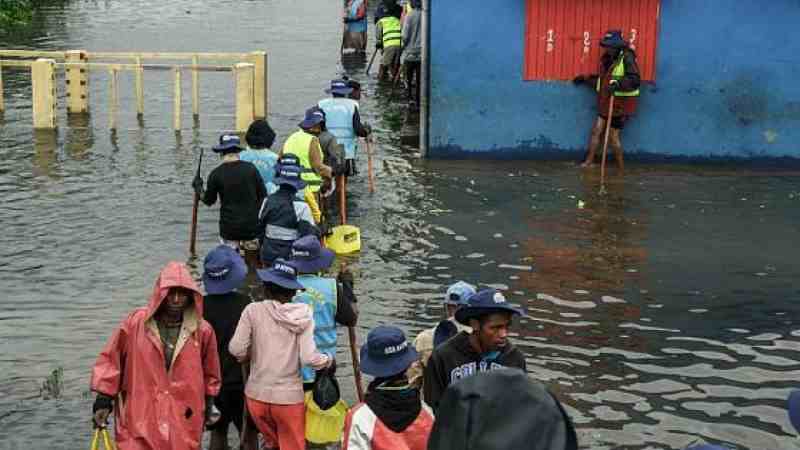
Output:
(379, 16), (402, 48)
(597, 56), (640, 97)
(282, 130), (322, 192)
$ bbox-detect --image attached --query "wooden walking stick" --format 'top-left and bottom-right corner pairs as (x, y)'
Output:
(239, 363), (256, 450)
(348, 326), (365, 402)
(338, 175), (347, 225)
(189, 148), (204, 255)
(366, 137), (375, 194)
(366, 47), (379, 75)
(599, 95), (615, 195)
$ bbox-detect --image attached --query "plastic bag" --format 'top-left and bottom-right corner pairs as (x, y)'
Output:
(312, 366), (341, 411)
(305, 391), (348, 444)
(90, 428), (116, 450)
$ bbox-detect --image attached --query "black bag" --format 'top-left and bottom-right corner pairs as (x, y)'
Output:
(312, 366), (341, 410)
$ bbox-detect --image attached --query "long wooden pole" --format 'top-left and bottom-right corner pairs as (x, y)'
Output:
(338, 175), (347, 225)
(366, 137), (375, 194)
(189, 148), (204, 255)
(348, 326), (365, 402)
(365, 47), (379, 75)
(239, 363), (255, 450)
(599, 95), (615, 195)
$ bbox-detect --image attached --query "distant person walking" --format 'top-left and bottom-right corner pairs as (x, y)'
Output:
(375, 3), (403, 82)
(343, 0), (368, 53)
(573, 30), (641, 171)
(401, 0), (422, 105)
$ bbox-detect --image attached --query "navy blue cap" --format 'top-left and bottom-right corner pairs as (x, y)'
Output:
(212, 134), (243, 153)
(454, 289), (523, 325)
(202, 245), (248, 295)
(789, 389), (800, 433)
(290, 235), (335, 274)
(274, 164), (307, 191)
(299, 107), (325, 129)
(325, 79), (354, 96)
(256, 258), (304, 291)
(600, 30), (627, 49)
(360, 326), (419, 378)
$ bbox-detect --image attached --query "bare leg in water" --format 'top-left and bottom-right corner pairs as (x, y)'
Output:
(609, 128), (625, 172)
(580, 117), (605, 168)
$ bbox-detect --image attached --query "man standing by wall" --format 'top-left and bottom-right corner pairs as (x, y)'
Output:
(573, 30), (641, 171)
(401, 0), (422, 106)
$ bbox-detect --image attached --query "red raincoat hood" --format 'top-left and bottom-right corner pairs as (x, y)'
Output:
(145, 261), (204, 320)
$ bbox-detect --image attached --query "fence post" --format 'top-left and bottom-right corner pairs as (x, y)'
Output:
(250, 51), (267, 119)
(234, 63), (255, 133)
(65, 50), (89, 114)
(108, 67), (118, 130)
(31, 58), (57, 129)
(192, 54), (199, 120)
(0, 60), (4, 114)
(135, 56), (144, 118)
(173, 66), (182, 132)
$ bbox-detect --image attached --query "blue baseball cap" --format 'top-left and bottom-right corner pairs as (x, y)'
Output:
(600, 30), (627, 49)
(360, 326), (419, 378)
(454, 289), (523, 325)
(325, 79), (354, 96)
(290, 235), (335, 274)
(444, 281), (476, 306)
(299, 107), (325, 129)
(274, 164), (307, 191)
(202, 245), (248, 295)
(789, 389), (800, 433)
(256, 258), (304, 291)
(212, 133), (243, 153)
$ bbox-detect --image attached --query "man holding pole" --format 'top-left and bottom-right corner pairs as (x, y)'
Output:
(573, 30), (641, 171)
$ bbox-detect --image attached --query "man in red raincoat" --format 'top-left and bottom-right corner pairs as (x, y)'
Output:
(90, 261), (222, 450)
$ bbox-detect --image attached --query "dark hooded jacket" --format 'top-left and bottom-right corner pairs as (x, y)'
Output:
(427, 369), (578, 450)
(423, 331), (526, 412)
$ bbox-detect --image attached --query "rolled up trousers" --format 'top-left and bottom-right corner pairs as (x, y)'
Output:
(245, 397), (306, 450)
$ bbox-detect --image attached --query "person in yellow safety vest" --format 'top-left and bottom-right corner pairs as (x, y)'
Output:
(573, 30), (641, 172)
(279, 107), (334, 198)
(376, 2), (403, 82)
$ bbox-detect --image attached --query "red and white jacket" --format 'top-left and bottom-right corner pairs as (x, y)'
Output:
(341, 402), (434, 450)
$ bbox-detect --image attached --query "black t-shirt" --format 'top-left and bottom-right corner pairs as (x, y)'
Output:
(202, 160), (266, 241)
(203, 291), (252, 389)
(423, 331), (527, 412)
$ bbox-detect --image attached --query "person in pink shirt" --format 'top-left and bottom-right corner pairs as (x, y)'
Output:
(229, 258), (332, 450)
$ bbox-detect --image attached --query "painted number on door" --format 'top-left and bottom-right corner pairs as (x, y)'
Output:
(629, 28), (638, 50)
(546, 29), (555, 52)
(583, 31), (591, 53)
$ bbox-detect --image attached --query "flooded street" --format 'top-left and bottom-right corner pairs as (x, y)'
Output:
(1, 1), (800, 449)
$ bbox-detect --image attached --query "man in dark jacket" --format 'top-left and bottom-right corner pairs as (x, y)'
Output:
(193, 134), (267, 251)
(427, 369), (578, 450)
(423, 288), (526, 412)
(573, 30), (641, 171)
(342, 326), (434, 450)
(201, 245), (256, 450)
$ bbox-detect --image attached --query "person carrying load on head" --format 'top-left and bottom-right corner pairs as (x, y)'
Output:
(343, 0), (368, 54)
(193, 133), (267, 262)
(375, 2), (403, 82)
(288, 235), (359, 391)
(90, 261), (222, 450)
(229, 259), (333, 450)
(240, 119), (279, 194)
(573, 30), (641, 171)
(422, 288), (526, 412)
(407, 281), (476, 388)
(257, 162), (320, 266)
(318, 80), (372, 178)
(201, 245), (257, 450)
(342, 326), (434, 450)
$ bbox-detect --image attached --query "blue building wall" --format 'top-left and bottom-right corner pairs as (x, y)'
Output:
(428, 0), (800, 161)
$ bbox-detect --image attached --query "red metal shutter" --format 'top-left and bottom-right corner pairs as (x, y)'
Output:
(524, 0), (659, 81)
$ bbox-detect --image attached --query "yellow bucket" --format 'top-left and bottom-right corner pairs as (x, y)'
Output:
(305, 391), (348, 444)
(326, 225), (361, 254)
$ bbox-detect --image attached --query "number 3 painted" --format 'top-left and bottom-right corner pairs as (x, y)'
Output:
(546, 29), (555, 52)
(629, 28), (638, 50)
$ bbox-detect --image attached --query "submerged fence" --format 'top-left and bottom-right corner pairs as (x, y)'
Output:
(0, 50), (268, 132)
